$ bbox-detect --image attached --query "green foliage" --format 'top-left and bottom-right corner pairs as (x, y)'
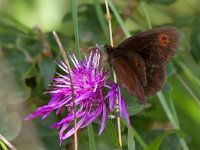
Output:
(0, 140), (8, 150)
(105, 121), (122, 149)
(88, 125), (96, 150)
(145, 0), (177, 5)
(190, 16), (200, 64)
(128, 127), (136, 150)
(146, 130), (184, 150)
(0, 0), (200, 150)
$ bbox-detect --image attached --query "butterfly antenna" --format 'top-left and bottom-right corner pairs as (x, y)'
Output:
(86, 44), (105, 51)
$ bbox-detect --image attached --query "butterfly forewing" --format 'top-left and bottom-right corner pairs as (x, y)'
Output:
(117, 27), (179, 67)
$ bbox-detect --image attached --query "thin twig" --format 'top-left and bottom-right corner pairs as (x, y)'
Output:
(0, 134), (17, 150)
(34, 25), (52, 58)
(104, 0), (122, 147)
(52, 31), (77, 150)
(105, 0), (114, 47)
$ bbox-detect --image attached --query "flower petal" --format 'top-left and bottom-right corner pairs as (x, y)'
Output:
(81, 104), (102, 128)
(121, 97), (130, 127)
(62, 115), (86, 140)
(99, 103), (106, 135)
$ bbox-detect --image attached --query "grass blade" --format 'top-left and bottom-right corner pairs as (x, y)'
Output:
(108, 0), (131, 37)
(71, 0), (80, 56)
(93, 0), (110, 43)
(175, 74), (200, 106)
(0, 140), (8, 150)
(105, 120), (122, 149)
(122, 119), (147, 149)
(157, 92), (189, 150)
(128, 127), (135, 150)
(176, 60), (200, 88)
(88, 124), (96, 150)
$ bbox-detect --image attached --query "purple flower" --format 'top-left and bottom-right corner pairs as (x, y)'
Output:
(25, 45), (130, 144)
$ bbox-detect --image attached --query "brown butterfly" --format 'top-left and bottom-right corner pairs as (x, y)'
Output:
(105, 26), (179, 103)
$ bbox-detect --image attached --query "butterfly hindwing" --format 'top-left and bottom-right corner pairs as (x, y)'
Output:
(144, 66), (165, 96)
(109, 56), (147, 103)
(117, 50), (166, 97)
(117, 50), (147, 87)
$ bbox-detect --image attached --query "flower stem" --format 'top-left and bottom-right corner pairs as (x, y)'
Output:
(70, 1), (79, 148)
(104, 0), (122, 147)
(105, 0), (114, 47)
(52, 31), (77, 150)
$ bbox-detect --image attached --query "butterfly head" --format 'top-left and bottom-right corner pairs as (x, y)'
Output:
(104, 45), (113, 54)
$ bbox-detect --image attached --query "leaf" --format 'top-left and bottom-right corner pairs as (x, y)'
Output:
(39, 59), (56, 88)
(127, 104), (151, 116)
(146, 130), (184, 150)
(113, 103), (151, 117)
(0, 49), (31, 104)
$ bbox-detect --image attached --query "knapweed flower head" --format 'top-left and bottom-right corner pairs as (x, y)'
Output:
(25, 45), (130, 144)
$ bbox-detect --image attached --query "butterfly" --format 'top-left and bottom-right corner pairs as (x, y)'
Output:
(105, 26), (179, 103)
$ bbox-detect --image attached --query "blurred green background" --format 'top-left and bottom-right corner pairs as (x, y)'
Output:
(0, 0), (200, 150)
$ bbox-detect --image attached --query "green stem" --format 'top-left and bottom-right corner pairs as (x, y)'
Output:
(71, 0), (80, 56)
